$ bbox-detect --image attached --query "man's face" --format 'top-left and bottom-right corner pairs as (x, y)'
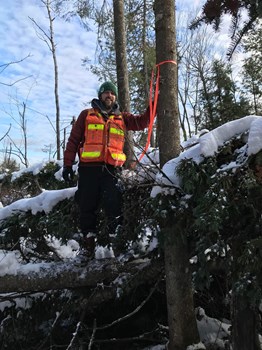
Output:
(100, 91), (116, 110)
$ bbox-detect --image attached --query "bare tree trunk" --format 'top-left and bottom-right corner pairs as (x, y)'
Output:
(30, 0), (61, 160)
(142, 0), (150, 102)
(142, 0), (156, 148)
(113, 0), (134, 169)
(20, 102), (29, 167)
(45, 0), (61, 160)
(154, 0), (199, 348)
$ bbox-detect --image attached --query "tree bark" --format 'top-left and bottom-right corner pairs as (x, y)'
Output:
(29, 0), (61, 160)
(45, 0), (61, 160)
(231, 293), (260, 350)
(154, 0), (180, 168)
(113, 0), (134, 169)
(164, 228), (199, 349)
(154, 0), (200, 348)
(231, 243), (261, 350)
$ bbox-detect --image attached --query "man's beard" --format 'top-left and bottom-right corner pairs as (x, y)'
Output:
(103, 98), (114, 110)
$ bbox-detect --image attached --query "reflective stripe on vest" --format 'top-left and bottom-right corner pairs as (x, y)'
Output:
(81, 151), (101, 158)
(111, 153), (126, 161)
(110, 127), (124, 136)
(88, 124), (104, 131)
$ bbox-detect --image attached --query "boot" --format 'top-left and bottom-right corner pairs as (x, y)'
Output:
(77, 233), (96, 260)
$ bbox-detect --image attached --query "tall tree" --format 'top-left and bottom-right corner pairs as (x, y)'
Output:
(177, 15), (217, 138)
(154, 0), (199, 348)
(86, 0), (155, 112)
(30, 0), (61, 160)
(242, 20), (262, 115)
(198, 59), (250, 130)
(125, 0), (155, 113)
(113, 0), (134, 168)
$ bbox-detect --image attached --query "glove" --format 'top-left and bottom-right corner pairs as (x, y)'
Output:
(62, 166), (74, 182)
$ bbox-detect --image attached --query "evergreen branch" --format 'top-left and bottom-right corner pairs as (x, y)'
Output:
(227, 17), (257, 59)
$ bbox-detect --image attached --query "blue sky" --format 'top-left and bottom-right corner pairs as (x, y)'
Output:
(0, 0), (223, 167)
(0, 0), (99, 165)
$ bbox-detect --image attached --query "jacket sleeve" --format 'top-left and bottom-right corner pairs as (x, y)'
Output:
(63, 110), (87, 167)
(122, 106), (150, 131)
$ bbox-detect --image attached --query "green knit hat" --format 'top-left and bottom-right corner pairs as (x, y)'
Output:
(98, 81), (118, 98)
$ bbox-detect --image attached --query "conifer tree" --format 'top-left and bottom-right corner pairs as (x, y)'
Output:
(199, 59), (250, 130)
(242, 20), (262, 115)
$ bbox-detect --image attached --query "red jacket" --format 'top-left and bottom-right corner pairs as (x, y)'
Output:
(64, 99), (150, 167)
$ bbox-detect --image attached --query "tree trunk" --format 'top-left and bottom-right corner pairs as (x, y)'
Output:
(154, 0), (180, 168)
(113, 0), (134, 169)
(30, 0), (61, 160)
(154, 0), (199, 348)
(231, 244), (260, 350)
(46, 0), (61, 160)
(21, 102), (29, 167)
(231, 293), (260, 350)
(164, 228), (200, 349)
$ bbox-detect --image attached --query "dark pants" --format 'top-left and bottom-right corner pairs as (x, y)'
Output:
(75, 165), (123, 235)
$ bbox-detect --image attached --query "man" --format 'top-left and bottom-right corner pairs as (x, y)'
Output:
(62, 81), (150, 258)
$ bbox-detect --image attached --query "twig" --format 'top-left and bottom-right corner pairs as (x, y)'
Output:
(0, 55), (31, 73)
(91, 327), (166, 345)
(66, 321), (82, 350)
(86, 277), (161, 331)
(0, 76), (33, 87)
(36, 308), (65, 350)
(88, 319), (97, 350)
(0, 124), (11, 142)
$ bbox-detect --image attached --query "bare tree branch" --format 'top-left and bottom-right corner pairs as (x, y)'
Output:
(0, 76), (33, 87)
(0, 54), (31, 74)
(89, 277), (161, 331)
(0, 54), (33, 86)
(28, 16), (52, 51)
(0, 124), (11, 142)
(29, 0), (61, 160)
(88, 319), (97, 350)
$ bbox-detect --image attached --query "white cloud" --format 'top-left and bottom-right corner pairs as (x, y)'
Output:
(0, 0), (244, 166)
(0, 0), (99, 165)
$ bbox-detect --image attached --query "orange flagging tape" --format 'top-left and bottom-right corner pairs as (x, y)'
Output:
(138, 60), (177, 161)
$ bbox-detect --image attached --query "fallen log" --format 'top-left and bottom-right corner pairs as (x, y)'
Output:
(0, 257), (164, 294)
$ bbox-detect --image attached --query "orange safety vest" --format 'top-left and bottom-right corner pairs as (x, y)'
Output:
(80, 109), (126, 166)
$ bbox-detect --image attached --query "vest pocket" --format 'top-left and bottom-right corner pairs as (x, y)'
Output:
(80, 144), (105, 162)
(85, 123), (104, 144)
(108, 125), (125, 148)
(106, 146), (126, 166)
